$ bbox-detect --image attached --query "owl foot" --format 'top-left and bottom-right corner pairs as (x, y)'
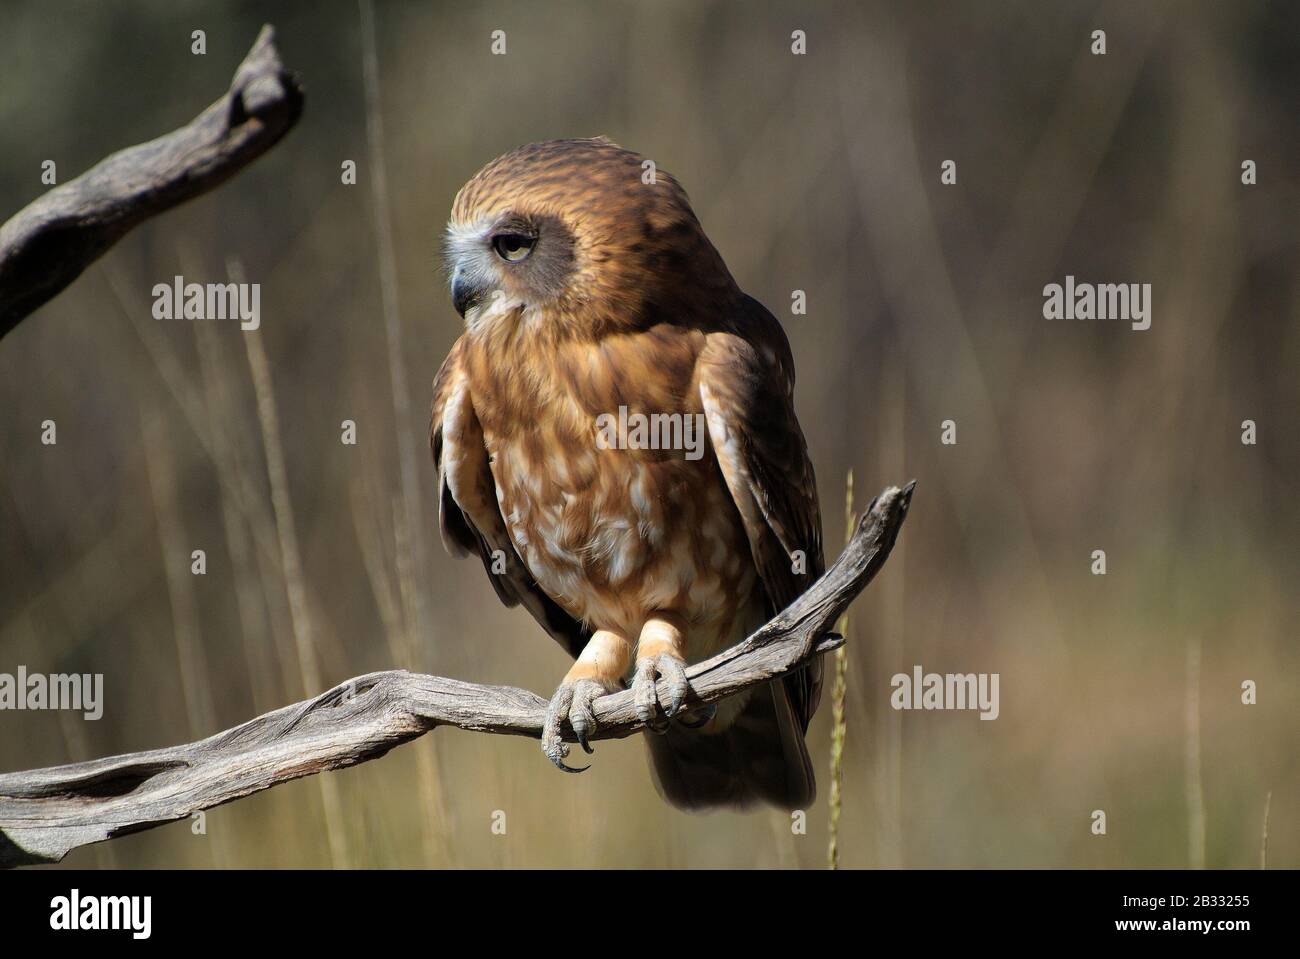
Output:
(632, 653), (689, 732)
(541, 677), (617, 773)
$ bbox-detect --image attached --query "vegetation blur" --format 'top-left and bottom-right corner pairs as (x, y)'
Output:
(0, 0), (1295, 867)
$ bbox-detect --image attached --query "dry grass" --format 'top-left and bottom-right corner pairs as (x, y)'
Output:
(827, 469), (853, 869)
(0, 0), (1294, 868)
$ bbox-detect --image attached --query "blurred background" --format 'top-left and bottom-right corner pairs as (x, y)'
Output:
(0, 0), (1295, 868)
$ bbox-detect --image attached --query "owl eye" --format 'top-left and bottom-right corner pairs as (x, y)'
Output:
(492, 233), (535, 262)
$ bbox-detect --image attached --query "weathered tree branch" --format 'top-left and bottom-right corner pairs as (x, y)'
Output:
(0, 25), (303, 338)
(0, 482), (913, 867)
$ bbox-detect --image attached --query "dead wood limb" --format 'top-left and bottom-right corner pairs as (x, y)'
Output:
(0, 25), (303, 338)
(0, 482), (913, 867)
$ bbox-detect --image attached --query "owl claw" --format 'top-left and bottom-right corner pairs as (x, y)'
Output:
(632, 653), (690, 732)
(542, 677), (613, 772)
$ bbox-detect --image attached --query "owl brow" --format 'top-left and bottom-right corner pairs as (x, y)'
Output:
(491, 212), (540, 238)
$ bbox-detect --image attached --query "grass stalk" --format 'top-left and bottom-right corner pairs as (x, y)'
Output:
(235, 259), (352, 869)
(828, 469), (854, 869)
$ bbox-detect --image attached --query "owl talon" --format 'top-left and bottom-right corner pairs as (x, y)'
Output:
(542, 677), (613, 771)
(632, 653), (690, 731)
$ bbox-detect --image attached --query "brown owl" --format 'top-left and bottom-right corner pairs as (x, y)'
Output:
(431, 138), (823, 809)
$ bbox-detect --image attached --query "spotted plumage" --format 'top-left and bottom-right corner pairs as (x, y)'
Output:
(431, 138), (823, 809)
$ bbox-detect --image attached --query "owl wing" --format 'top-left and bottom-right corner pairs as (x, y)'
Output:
(697, 294), (825, 729)
(430, 337), (591, 660)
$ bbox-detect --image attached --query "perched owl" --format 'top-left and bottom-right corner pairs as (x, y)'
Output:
(431, 138), (823, 809)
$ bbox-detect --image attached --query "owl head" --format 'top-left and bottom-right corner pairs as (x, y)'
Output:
(443, 138), (735, 338)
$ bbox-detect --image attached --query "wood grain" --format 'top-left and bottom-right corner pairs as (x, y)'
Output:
(0, 25), (303, 337)
(0, 483), (913, 867)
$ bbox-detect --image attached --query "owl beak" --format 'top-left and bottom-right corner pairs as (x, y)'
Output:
(451, 268), (484, 318)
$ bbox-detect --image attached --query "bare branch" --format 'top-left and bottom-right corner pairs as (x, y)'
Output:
(0, 482), (913, 867)
(0, 25), (303, 338)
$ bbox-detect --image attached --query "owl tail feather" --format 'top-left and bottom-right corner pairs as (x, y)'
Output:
(643, 677), (815, 811)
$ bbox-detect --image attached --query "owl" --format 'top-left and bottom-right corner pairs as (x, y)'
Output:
(431, 138), (823, 809)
